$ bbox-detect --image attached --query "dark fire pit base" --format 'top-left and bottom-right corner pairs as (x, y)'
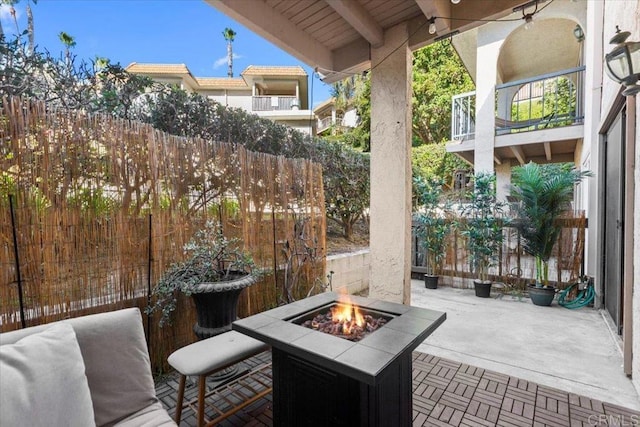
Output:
(273, 348), (411, 426)
(233, 292), (446, 427)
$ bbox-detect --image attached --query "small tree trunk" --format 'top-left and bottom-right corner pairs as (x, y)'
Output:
(227, 42), (233, 78)
(343, 221), (354, 240)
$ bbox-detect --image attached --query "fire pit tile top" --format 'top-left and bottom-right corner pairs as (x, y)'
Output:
(353, 326), (415, 354)
(233, 292), (446, 385)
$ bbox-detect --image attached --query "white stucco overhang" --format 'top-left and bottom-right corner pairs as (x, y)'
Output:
(254, 110), (315, 121)
(448, 125), (584, 165)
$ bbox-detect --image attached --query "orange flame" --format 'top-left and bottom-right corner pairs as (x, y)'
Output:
(331, 298), (364, 335)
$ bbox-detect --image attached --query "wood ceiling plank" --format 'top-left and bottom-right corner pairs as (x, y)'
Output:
(325, 0), (384, 47)
(288, 2), (331, 25)
(371, 1), (421, 28)
(206, 0), (333, 69)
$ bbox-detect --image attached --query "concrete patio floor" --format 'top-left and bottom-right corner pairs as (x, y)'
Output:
(411, 280), (640, 411)
(154, 281), (640, 426)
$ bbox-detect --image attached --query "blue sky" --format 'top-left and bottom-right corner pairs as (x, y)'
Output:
(1, 0), (332, 107)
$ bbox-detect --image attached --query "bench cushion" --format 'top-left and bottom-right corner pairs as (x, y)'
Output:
(0, 323), (96, 427)
(0, 308), (164, 427)
(168, 331), (269, 376)
(113, 401), (176, 427)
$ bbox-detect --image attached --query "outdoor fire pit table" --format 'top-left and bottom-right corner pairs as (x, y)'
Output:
(232, 291), (446, 427)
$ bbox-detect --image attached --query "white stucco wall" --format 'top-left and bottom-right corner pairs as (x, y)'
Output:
(594, 0), (639, 395)
(342, 109), (359, 128)
(226, 92), (253, 110)
(326, 250), (370, 295)
(369, 22), (412, 305)
(472, 0), (588, 185)
(634, 82), (640, 402)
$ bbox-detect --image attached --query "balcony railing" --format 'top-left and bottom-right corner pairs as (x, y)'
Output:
(316, 115), (347, 133)
(317, 116), (333, 133)
(495, 66), (585, 135)
(252, 96), (298, 111)
(451, 91), (476, 140)
(450, 66), (586, 140)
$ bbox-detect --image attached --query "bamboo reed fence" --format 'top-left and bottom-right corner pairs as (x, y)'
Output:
(0, 97), (326, 370)
(411, 213), (587, 289)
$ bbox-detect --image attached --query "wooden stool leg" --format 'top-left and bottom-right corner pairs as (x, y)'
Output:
(174, 374), (186, 425)
(197, 375), (207, 427)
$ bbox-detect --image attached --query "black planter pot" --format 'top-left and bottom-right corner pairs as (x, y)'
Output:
(528, 284), (556, 306)
(424, 274), (439, 289)
(473, 280), (492, 298)
(190, 272), (257, 340)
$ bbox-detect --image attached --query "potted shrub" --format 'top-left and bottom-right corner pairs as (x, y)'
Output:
(458, 172), (507, 297)
(510, 162), (592, 306)
(147, 220), (261, 338)
(413, 177), (451, 289)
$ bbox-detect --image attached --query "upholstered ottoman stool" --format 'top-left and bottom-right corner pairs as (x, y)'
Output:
(168, 331), (270, 427)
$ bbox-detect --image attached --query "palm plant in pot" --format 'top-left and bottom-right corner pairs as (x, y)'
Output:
(458, 172), (507, 297)
(510, 162), (592, 306)
(147, 220), (262, 338)
(413, 177), (451, 289)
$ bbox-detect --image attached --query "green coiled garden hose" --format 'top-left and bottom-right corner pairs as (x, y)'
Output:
(558, 282), (594, 309)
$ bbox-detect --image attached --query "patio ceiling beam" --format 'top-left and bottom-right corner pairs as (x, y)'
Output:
(332, 38), (372, 79)
(544, 142), (552, 161)
(494, 155), (503, 165)
(415, 0), (451, 32)
(510, 145), (526, 165)
(324, 0), (384, 48)
(448, 0), (524, 33)
(205, 0), (333, 71)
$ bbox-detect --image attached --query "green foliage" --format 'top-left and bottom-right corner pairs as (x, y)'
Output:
(310, 140), (370, 239)
(413, 176), (451, 275)
(0, 21), (368, 234)
(67, 188), (119, 216)
(146, 220), (260, 326)
(137, 85), (310, 158)
(510, 162), (592, 286)
(510, 76), (576, 128)
(208, 199), (241, 220)
(330, 75), (357, 111)
(413, 41), (474, 145)
(412, 143), (469, 188)
(329, 74), (371, 151)
(458, 173), (507, 282)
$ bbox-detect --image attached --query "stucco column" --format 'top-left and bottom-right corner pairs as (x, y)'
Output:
(474, 39), (501, 173)
(368, 23), (412, 305)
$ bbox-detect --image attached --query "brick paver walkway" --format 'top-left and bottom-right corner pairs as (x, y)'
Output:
(155, 351), (640, 426)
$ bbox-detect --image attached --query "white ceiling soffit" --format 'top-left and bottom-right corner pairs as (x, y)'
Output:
(498, 18), (581, 83)
(206, 0), (526, 83)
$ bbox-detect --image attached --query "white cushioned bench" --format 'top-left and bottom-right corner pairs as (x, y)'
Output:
(168, 331), (270, 427)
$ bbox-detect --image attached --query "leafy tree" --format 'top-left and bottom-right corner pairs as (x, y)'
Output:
(413, 176), (451, 275)
(412, 41), (475, 146)
(330, 75), (356, 112)
(510, 162), (592, 286)
(58, 31), (75, 65)
(309, 140), (370, 239)
(412, 143), (468, 189)
(458, 173), (507, 283)
(325, 73), (370, 151)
